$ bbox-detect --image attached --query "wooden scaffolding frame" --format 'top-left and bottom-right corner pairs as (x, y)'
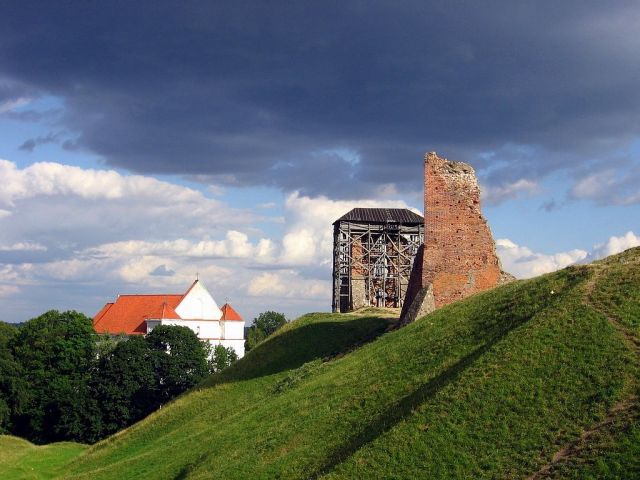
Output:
(332, 220), (424, 312)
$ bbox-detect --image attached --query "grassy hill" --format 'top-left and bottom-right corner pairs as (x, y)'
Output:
(0, 436), (87, 479)
(2, 248), (639, 479)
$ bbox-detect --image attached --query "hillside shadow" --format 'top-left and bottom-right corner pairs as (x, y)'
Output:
(307, 268), (594, 478)
(203, 316), (395, 386)
(462, 265), (591, 344)
(308, 330), (509, 479)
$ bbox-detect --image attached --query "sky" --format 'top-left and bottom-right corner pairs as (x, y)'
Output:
(0, 1), (639, 323)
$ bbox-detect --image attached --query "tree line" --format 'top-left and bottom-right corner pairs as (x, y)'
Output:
(244, 310), (287, 352)
(0, 310), (237, 444)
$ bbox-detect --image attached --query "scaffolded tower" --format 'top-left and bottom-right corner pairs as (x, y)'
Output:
(332, 208), (424, 313)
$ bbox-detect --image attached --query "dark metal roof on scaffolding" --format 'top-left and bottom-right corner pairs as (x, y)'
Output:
(333, 208), (423, 225)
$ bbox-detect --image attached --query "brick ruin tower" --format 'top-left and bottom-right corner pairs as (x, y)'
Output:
(400, 152), (510, 324)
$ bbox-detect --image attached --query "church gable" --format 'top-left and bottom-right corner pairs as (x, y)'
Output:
(175, 280), (222, 320)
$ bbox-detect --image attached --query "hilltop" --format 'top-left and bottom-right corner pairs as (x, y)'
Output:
(1, 248), (639, 479)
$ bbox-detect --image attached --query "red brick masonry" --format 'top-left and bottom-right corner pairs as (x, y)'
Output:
(401, 152), (503, 322)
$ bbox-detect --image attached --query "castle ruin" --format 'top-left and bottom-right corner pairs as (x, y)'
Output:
(332, 208), (424, 313)
(401, 152), (509, 323)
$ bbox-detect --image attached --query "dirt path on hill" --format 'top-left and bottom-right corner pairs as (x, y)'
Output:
(582, 265), (640, 357)
(526, 395), (638, 479)
(526, 266), (640, 479)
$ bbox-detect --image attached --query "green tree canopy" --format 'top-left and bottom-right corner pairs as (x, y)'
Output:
(92, 335), (157, 438)
(254, 311), (287, 336)
(0, 321), (17, 346)
(9, 310), (99, 443)
(245, 311), (287, 352)
(1, 315), (218, 443)
(146, 325), (210, 402)
(210, 344), (238, 373)
(0, 322), (21, 433)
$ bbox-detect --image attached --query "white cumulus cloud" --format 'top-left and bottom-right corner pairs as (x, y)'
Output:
(279, 192), (418, 266)
(497, 230), (640, 278)
(587, 231), (640, 260)
(3, 157), (635, 325)
(0, 242), (47, 252)
(0, 160), (251, 220)
(0, 285), (20, 297)
(571, 170), (640, 205)
(0, 159), (422, 322)
(247, 271), (330, 300)
(496, 238), (588, 278)
(481, 179), (539, 204)
(86, 231), (274, 261)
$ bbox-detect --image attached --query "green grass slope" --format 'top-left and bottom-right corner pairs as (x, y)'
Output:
(2, 248), (639, 479)
(0, 436), (87, 480)
(527, 248), (640, 479)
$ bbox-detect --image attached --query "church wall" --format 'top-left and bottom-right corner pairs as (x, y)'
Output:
(175, 281), (223, 320)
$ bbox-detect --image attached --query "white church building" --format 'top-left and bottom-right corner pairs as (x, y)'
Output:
(93, 279), (245, 358)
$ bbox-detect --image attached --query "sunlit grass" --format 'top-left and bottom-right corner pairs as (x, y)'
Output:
(1, 247), (639, 479)
(0, 436), (87, 480)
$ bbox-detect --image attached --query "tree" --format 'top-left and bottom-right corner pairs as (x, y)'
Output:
(0, 321), (17, 344)
(95, 332), (127, 359)
(2, 318), (216, 443)
(254, 311), (287, 336)
(245, 311), (287, 352)
(245, 326), (266, 352)
(146, 325), (210, 402)
(0, 322), (22, 433)
(92, 335), (157, 437)
(210, 345), (238, 373)
(93, 326), (211, 438)
(9, 310), (100, 443)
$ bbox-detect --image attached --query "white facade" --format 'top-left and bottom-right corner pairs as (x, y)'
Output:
(146, 280), (245, 358)
(175, 281), (223, 320)
(148, 319), (245, 358)
(217, 321), (245, 357)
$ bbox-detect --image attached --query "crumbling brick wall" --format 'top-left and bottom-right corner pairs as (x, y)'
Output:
(401, 152), (503, 323)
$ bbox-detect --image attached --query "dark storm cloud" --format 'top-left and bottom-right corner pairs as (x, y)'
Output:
(1, 1), (640, 199)
(18, 131), (64, 152)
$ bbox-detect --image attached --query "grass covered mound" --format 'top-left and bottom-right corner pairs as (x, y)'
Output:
(2, 247), (639, 479)
(0, 436), (87, 479)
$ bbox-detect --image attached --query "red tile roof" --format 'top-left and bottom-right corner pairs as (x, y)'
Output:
(93, 302), (114, 325)
(93, 281), (244, 334)
(147, 301), (181, 320)
(220, 303), (243, 321)
(93, 294), (183, 335)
